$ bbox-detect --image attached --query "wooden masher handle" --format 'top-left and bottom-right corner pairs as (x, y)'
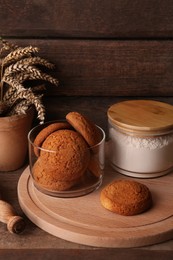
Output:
(0, 200), (25, 234)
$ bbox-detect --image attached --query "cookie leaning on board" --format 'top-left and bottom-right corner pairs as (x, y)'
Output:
(33, 112), (102, 191)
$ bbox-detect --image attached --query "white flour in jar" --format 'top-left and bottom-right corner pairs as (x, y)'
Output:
(108, 126), (173, 176)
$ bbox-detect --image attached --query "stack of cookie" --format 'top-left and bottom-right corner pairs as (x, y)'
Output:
(32, 112), (103, 192)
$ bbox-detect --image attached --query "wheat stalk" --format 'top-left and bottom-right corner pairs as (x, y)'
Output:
(3, 77), (26, 95)
(4, 86), (45, 123)
(20, 71), (59, 86)
(1, 39), (18, 50)
(3, 46), (39, 67)
(0, 45), (9, 55)
(17, 90), (45, 123)
(7, 99), (31, 116)
(0, 39), (59, 122)
(38, 72), (59, 86)
(11, 70), (59, 86)
(4, 64), (42, 77)
(8, 94), (43, 116)
(15, 57), (55, 69)
(0, 39), (18, 55)
(3, 83), (46, 102)
(3, 86), (16, 102)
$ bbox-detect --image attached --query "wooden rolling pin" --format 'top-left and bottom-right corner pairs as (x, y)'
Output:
(0, 196), (25, 234)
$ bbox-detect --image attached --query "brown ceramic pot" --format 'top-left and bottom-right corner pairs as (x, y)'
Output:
(0, 107), (34, 171)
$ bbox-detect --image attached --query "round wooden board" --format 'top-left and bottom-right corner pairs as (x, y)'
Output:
(18, 166), (173, 248)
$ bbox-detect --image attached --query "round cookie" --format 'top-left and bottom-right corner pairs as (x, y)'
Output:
(32, 159), (79, 191)
(66, 112), (102, 147)
(40, 129), (90, 181)
(100, 179), (152, 216)
(33, 122), (71, 156)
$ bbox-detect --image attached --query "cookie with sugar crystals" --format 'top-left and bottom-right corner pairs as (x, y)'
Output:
(32, 159), (79, 191)
(66, 112), (102, 147)
(40, 129), (90, 181)
(33, 122), (71, 156)
(100, 179), (152, 216)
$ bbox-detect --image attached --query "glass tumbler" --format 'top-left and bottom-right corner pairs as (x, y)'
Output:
(28, 120), (105, 197)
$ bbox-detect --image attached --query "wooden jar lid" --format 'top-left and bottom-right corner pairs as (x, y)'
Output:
(107, 100), (173, 135)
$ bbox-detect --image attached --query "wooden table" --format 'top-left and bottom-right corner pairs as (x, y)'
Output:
(0, 97), (173, 259)
(1, 165), (173, 260)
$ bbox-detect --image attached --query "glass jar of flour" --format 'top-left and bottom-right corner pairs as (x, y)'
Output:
(107, 100), (173, 178)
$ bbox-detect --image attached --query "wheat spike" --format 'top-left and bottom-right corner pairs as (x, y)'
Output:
(1, 39), (19, 50)
(3, 86), (16, 102)
(0, 40), (58, 120)
(0, 39), (18, 55)
(4, 64), (41, 77)
(17, 90), (45, 123)
(7, 71), (40, 84)
(0, 45), (9, 55)
(7, 94), (43, 116)
(4, 85), (45, 123)
(2, 76), (26, 94)
(7, 100), (31, 116)
(3, 83), (46, 102)
(11, 70), (58, 86)
(39, 72), (59, 86)
(4, 89), (22, 107)
(2, 78), (26, 106)
(3, 46), (39, 66)
(14, 57), (55, 69)
(2, 75), (25, 102)
(9, 72), (29, 83)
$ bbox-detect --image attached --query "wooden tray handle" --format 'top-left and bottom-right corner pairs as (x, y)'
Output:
(0, 200), (25, 234)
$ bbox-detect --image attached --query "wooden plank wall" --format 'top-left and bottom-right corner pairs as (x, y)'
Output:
(1, 0), (173, 124)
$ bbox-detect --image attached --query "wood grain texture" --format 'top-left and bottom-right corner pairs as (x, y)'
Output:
(18, 166), (173, 248)
(1, 0), (173, 38)
(0, 249), (173, 260)
(1, 97), (173, 256)
(43, 96), (173, 134)
(4, 39), (173, 97)
(107, 100), (173, 134)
